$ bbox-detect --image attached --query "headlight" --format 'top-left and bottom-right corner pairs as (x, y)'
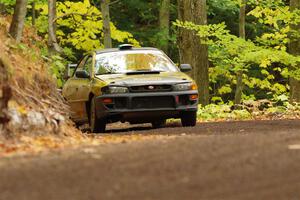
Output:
(173, 83), (197, 91)
(103, 86), (129, 94)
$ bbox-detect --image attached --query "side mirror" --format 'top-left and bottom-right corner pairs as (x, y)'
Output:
(179, 64), (192, 72)
(75, 70), (90, 79)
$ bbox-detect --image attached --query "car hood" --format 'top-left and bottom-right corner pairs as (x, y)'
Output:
(95, 72), (192, 86)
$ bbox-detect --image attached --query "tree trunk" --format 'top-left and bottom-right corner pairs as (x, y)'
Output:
(235, 0), (246, 105)
(178, 0), (209, 106)
(0, 3), (5, 15)
(48, 0), (61, 54)
(159, 0), (170, 53)
(289, 0), (300, 103)
(9, 0), (28, 42)
(234, 71), (243, 105)
(101, 0), (112, 48)
(178, 0), (193, 69)
(32, 1), (36, 26)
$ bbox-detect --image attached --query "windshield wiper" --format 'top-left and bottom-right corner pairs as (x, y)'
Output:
(126, 70), (163, 75)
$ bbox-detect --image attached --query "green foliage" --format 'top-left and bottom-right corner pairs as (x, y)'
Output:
(35, 0), (139, 53)
(1, 0), (15, 6)
(30, 0), (140, 87)
(247, 2), (300, 81)
(197, 101), (300, 122)
(3, 0), (300, 105)
(109, 0), (179, 60)
(207, 0), (240, 35)
(1, 0), (47, 13)
(197, 104), (252, 121)
(48, 55), (66, 88)
(174, 4), (300, 103)
(0, 0), (15, 13)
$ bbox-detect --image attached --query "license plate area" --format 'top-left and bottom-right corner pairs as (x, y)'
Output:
(132, 96), (174, 109)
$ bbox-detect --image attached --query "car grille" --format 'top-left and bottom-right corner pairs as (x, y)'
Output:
(132, 96), (174, 109)
(114, 98), (127, 109)
(129, 85), (172, 93)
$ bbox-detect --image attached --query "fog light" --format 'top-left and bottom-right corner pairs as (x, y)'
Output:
(189, 94), (198, 101)
(102, 98), (113, 104)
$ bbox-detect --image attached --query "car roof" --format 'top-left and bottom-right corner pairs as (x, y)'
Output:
(95, 47), (161, 54)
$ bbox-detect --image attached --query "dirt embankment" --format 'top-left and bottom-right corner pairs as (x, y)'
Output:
(0, 16), (81, 144)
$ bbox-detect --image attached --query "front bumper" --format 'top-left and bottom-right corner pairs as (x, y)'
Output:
(95, 90), (198, 123)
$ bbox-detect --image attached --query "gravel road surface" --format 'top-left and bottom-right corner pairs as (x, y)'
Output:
(1, 120), (300, 200)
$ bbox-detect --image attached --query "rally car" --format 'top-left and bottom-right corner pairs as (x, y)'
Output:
(62, 44), (198, 133)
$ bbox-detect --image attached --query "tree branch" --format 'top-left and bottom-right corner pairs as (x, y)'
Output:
(109, 0), (121, 6)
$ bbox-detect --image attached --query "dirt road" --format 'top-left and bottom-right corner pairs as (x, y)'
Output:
(1, 120), (300, 200)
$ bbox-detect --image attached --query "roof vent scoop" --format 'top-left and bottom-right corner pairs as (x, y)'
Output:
(118, 44), (134, 50)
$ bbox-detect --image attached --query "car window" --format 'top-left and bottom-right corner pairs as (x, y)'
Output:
(84, 56), (93, 73)
(74, 56), (92, 78)
(95, 50), (179, 75)
(76, 56), (88, 71)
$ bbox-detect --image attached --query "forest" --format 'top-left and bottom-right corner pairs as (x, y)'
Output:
(1, 0), (300, 122)
(1, 1), (300, 197)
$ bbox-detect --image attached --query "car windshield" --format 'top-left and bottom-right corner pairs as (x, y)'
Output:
(95, 50), (179, 75)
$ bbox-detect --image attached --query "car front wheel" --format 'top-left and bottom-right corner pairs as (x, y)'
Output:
(181, 111), (197, 127)
(90, 97), (106, 133)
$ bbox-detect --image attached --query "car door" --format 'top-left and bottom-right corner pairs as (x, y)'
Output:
(63, 55), (93, 122)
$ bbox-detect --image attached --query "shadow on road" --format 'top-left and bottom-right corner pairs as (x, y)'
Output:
(81, 121), (183, 134)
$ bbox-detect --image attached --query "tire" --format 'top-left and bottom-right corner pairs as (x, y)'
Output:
(90, 97), (106, 133)
(152, 119), (166, 129)
(181, 111), (197, 127)
(74, 122), (81, 129)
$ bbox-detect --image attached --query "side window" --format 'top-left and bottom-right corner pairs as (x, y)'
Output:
(73, 55), (92, 78)
(77, 56), (88, 70)
(84, 56), (93, 73)
(73, 56), (88, 77)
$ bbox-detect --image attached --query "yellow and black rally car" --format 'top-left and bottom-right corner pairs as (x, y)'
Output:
(62, 44), (198, 133)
